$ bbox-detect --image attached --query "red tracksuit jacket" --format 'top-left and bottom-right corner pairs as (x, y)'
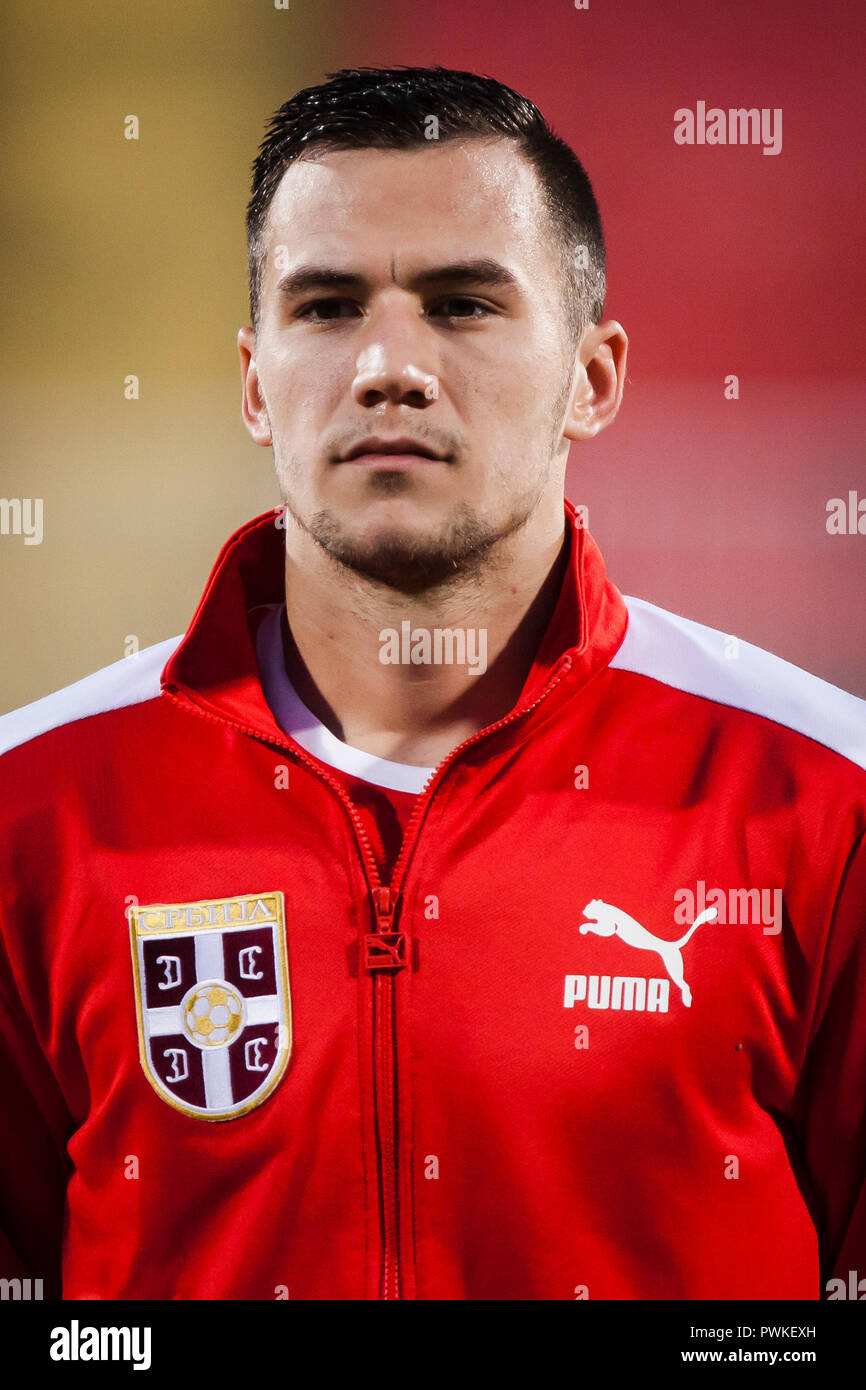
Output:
(1, 502), (865, 1300)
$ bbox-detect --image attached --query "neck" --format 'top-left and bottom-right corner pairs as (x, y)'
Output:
(282, 496), (569, 767)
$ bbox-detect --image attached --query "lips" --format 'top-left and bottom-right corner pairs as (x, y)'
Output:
(340, 437), (445, 462)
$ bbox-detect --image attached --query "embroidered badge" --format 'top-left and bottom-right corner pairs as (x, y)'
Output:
(129, 892), (292, 1121)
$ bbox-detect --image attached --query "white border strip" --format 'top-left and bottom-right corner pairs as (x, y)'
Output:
(611, 596), (866, 771)
(256, 603), (434, 794)
(0, 635), (183, 756)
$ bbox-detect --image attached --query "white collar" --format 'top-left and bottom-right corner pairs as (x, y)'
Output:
(255, 603), (434, 794)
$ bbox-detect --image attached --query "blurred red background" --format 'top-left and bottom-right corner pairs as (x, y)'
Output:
(346, 0), (866, 693)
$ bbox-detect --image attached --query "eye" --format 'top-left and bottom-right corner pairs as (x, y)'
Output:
(430, 297), (492, 320)
(296, 298), (360, 322)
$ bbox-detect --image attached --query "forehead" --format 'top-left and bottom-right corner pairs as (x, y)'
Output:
(261, 139), (558, 281)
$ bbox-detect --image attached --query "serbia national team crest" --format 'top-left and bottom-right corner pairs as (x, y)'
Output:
(129, 892), (292, 1121)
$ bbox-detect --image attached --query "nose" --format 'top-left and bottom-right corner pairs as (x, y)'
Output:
(351, 298), (439, 408)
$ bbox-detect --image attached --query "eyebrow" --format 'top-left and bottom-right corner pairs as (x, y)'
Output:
(276, 257), (522, 299)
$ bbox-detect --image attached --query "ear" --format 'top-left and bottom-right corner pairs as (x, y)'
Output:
(562, 320), (628, 442)
(237, 326), (273, 447)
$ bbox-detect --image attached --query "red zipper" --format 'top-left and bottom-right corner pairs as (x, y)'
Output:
(163, 651), (573, 1298)
(370, 885), (400, 1299)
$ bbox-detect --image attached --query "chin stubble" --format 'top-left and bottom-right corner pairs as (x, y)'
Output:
(285, 494), (544, 596)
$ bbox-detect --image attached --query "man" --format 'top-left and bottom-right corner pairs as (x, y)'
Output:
(0, 66), (864, 1302)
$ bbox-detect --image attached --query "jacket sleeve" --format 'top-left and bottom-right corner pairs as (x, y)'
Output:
(0, 951), (72, 1299)
(793, 828), (866, 1294)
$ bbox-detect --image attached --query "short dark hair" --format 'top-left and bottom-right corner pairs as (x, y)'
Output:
(245, 65), (606, 345)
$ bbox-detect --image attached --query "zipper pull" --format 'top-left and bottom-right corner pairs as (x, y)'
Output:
(364, 887), (406, 972)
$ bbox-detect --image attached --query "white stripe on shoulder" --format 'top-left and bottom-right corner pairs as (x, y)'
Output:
(0, 635), (183, 757)
(610, 597), (866, 772)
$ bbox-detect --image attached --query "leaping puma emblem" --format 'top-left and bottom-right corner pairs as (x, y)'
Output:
(579, 899), (718, 1007)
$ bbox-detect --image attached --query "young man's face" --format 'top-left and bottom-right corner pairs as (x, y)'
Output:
(240, 138), (582, 589)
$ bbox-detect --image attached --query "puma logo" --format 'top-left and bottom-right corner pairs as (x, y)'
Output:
(579, 899), (718, 1007)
